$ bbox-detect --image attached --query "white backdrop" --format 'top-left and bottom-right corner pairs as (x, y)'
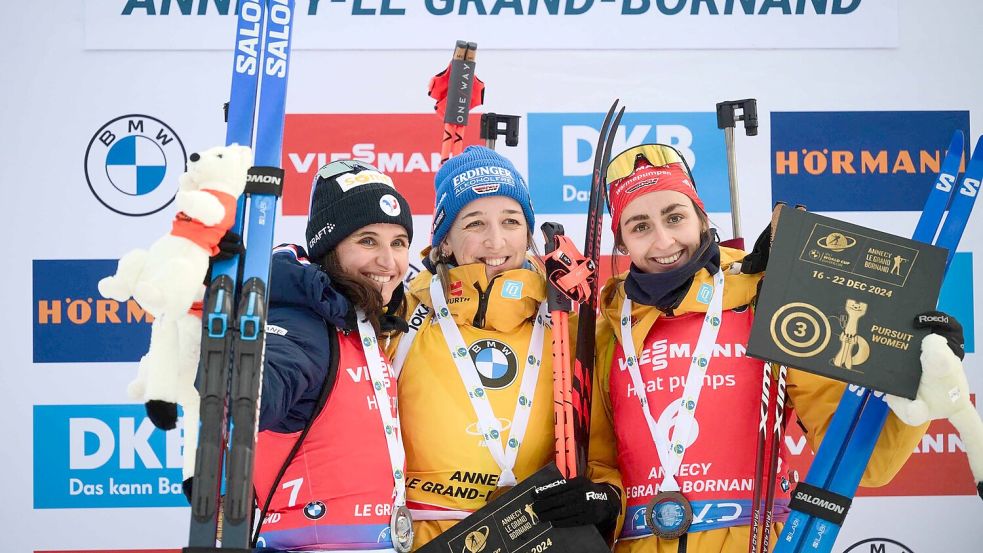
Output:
(3, 1), (983, 552)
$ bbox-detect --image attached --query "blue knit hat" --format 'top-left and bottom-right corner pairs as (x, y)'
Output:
(431, 146), (535, 247)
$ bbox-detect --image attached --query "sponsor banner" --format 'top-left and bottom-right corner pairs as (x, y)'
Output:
(840, 538), (914, 553)
(784, 405), (979, 497)
(282, 114), (481, 217)
(84, 0), (898, 50)
(771, 111), (970, 211)
(528, 112), (729, 214)
(34, 405), (188, 508)
(36, 550), (178, 553)
(33, 260), (152, 363)
(937, 252), (974, 353)
(84, 114), (185, 217)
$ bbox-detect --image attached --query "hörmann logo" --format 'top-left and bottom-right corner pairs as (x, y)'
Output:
(34, 405), (188, 509)
(771, 111), (970, 211)
(84, 114), (186, 216)
(527, 112), (728, 213)
(33, 260), (152, 363)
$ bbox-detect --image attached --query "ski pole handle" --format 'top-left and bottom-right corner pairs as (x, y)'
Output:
(480, 113), (521, 150)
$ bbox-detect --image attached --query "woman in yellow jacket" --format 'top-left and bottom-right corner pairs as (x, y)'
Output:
(530, 143), (953, 553)
(389, 146), (557, 550)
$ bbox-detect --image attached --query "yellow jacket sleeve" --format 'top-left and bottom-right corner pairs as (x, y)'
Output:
(786, 368), (929, 487)
(587, 317), (627, 542)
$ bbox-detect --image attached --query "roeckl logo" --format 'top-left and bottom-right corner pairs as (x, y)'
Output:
(533, 479), (566, 494)
(585, 491), (608, 501)
(918, 314), (950, 325)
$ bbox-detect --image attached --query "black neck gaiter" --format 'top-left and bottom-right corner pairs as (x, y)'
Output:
(624, 230), (721, 311)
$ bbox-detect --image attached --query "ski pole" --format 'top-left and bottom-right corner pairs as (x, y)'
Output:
(716, 99), (758, 250)
(569, 100), (624, 476)
(428, 40), (483, 165)
(542, 222), (597, 477)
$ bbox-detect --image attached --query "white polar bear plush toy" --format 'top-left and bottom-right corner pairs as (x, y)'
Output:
(98, 144), (253, 319)
(98, 143), (252, 487)
(885, 313), (983, 500)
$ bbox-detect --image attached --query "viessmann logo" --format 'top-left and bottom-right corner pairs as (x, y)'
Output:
(33, 260), (152, 363)
(771, 111), (970, 211)
(281, 114), (482, 216)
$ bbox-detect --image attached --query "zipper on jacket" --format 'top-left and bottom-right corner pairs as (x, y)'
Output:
(472, 275), (501, 329)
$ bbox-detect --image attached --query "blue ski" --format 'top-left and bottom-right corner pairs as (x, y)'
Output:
(776, 130), (971, 553)
(187, 1), (294, 551)
(790, 133), (983, 553)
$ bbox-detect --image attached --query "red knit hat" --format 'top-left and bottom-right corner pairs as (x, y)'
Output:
(607, 158), (704, 233)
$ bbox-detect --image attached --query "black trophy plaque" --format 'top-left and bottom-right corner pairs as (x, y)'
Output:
(417, 464), (610, 553)
(747, 208), (946, 399)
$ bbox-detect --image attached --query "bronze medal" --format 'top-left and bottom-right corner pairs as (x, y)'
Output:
(644, 491), (693, 539)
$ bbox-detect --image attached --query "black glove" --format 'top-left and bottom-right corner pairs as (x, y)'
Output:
(740, 223), (772, 275)
(532, 476), (621, 533)
(204, 230), (245, 285)
(215, 229), (245, 261)
(914, 310), (965, 360)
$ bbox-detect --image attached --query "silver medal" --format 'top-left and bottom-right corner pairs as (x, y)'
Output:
(391, 504), (414, 553)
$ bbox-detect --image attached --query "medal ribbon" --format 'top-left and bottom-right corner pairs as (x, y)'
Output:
(429, 275), (548, 487)
(619, 269), (725, 492)
(355, 309), (408, 509)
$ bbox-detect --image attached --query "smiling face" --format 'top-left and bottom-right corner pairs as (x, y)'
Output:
(334, 223), (410, 304)
(617, 190), (706, 274)
(441, 195), (529, 280)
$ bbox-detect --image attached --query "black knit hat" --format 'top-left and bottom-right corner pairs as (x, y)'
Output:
(305, 160), (414, 261)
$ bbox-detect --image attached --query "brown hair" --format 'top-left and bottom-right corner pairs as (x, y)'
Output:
(319, 249), (406, 335)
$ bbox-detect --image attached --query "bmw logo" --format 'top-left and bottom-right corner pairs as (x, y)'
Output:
(304, 500), (327, 520)
(84, 114), (186, 216)
(469, 339), (519, 389)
